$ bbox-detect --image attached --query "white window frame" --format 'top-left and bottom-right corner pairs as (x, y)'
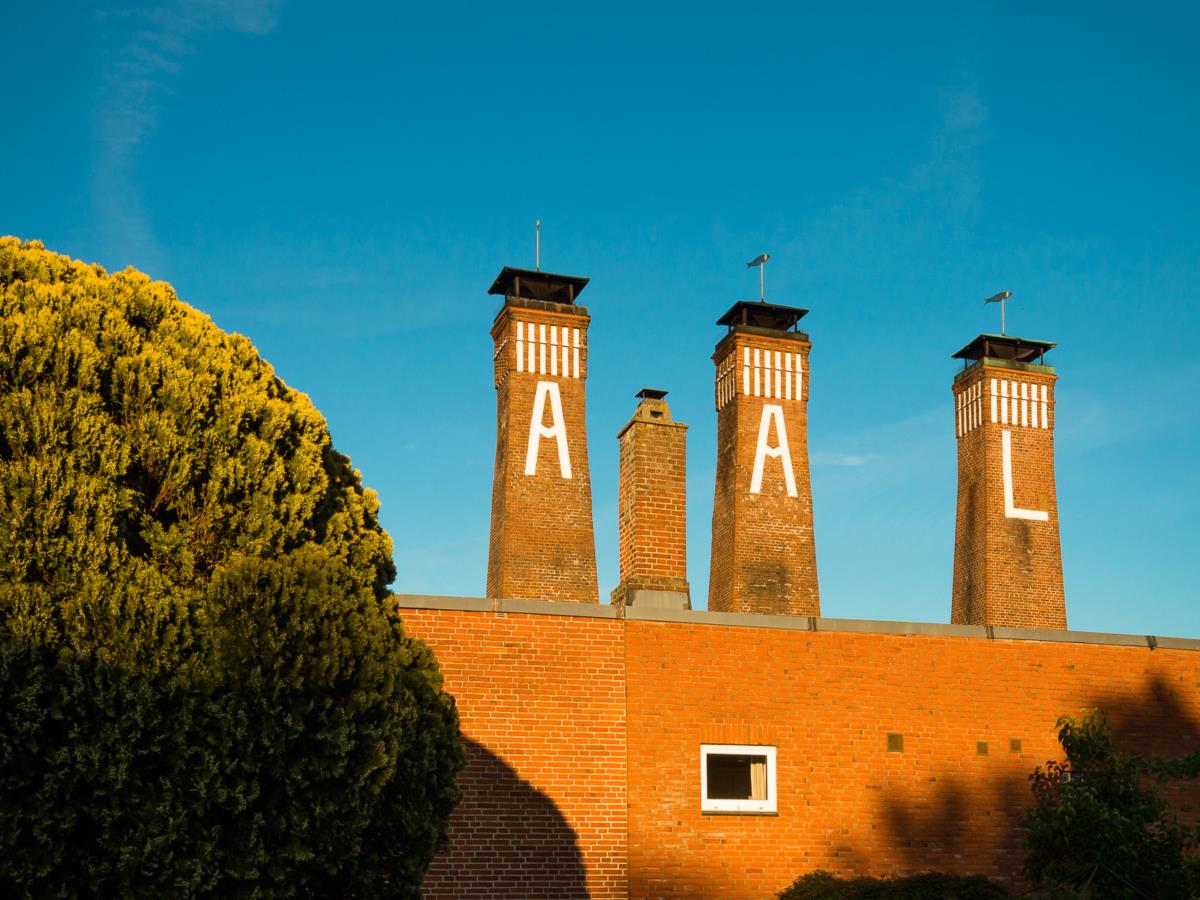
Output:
(700, 744), (777, 814)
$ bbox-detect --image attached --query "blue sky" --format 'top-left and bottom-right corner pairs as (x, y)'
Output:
(5, 1), (1198, 636)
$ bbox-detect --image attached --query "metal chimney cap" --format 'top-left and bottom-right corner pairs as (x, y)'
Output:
(952, 333), (1056, 363)
(488, 266), (589, 304)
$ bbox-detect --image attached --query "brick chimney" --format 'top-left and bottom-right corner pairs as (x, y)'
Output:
(485, 267), (598, 603)
(951, 334), (1066, 628)
(611, 389), (690, 610)
(708, 301), (820, 615)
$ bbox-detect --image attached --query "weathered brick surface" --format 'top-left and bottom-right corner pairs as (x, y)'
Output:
(623, 622), (1200, 898)
(406, 608), (627, 899)
(612, 394), (690, 606)
(400, 602), (1200, 900)
(487, 298), (599, 603)
(709, 329), (819, 615)
(952, 363), (1065, 627)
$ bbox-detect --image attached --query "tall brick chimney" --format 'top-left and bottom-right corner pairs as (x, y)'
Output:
(485, 267), (598, 603)
(708, 301), (820, 615)
(951, 334), (1066, 628)
(611, 389), (690, 610)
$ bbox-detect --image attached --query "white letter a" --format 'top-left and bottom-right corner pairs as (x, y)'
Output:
(750, 404), (797, 496)
(525, 381), (572, 478)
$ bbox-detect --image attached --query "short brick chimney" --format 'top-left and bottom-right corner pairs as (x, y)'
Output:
(485, 267), (598, 603)
(951, 334), (1066, 628)
(611, 389), (690, 610)
(708, 301), (820, 615)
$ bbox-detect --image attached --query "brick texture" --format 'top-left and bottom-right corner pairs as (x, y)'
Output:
(709, 329), (819, 615)
(401, 604), (1200, 899)
(486, 298), (599, 603)
(952, 363), (1066, 627)
(611, 394), (689, 607)
(404, 608), (627, 899)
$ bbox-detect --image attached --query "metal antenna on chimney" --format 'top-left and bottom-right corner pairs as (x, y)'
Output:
(535, 219), (541, 272)
(984, 290), (1012, 335)
(746, 253), (770, 302)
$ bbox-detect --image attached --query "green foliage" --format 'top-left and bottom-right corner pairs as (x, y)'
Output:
(0, 238), (462, 897)
(1022, 709), (1199, 899)
(778, 870), (1008, 899)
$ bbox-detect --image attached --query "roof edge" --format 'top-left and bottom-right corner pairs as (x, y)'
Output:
(392, 594), (1199, 651)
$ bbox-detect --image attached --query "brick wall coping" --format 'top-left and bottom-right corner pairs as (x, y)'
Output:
(393, 594), (1200, 652)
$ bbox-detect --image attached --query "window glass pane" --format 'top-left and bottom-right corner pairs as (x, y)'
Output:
(706, 753), (767, 800)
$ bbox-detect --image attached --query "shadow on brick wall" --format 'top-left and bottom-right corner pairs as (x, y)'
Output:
(879, 771), (1027, 878)
(420, 737), (589, 899)
(1093, 673), (1200, 822)
(1100, 674), (1200, 757)
(874, 673), (1200, 881)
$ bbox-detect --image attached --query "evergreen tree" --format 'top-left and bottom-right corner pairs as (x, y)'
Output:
(0, 237), (461, 898)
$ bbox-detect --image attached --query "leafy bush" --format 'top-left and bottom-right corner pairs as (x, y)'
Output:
(1022, 709), (1199, 899)
(778, 870), (1008, 899)
(0, 237), (462, 897)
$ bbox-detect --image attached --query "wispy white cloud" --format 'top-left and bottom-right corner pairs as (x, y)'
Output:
(91, 0), (284, 270)
(812, 452), (877, 468)
(811, 406), (951, 491)
(1057, 360), (1200, 456)
(781, 82), (988, 279)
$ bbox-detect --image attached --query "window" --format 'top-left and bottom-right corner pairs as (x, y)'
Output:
(700, 744), (777, 814)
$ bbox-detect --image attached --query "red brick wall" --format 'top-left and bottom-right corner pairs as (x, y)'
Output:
(709, 330), (819, 615)
(624, 621), (1200, 898)
(486, 299), (599, 603)
(612, 395), (689, 605)
(952, 364), (1066, 627)
(403, 606), (627, 899)
(399, 601), (1200, 899)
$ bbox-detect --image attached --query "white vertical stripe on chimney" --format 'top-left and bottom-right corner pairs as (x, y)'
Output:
(516, 322), (524, 373)
(549, 326), (558, 376)
(1010, 381), (1018, 425)
(783, 354), (792, 401)
(1020, 382), (1028, 426)
(528, 329), (536, 373)
(1000, 380), (1008, 425)
(753, 348), (761, 396)
(773, 351), (782, 398)
(538, 324), (546, 374)
(794, 353), (803, 400)
(1030, 387), (1038, 428)
(990, 379), (998, 423)
(1041, 384), (1048, 428)
(572, 329), (580, 378)
(742, 348), (750, 396)
(956, 390), (962, 437)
